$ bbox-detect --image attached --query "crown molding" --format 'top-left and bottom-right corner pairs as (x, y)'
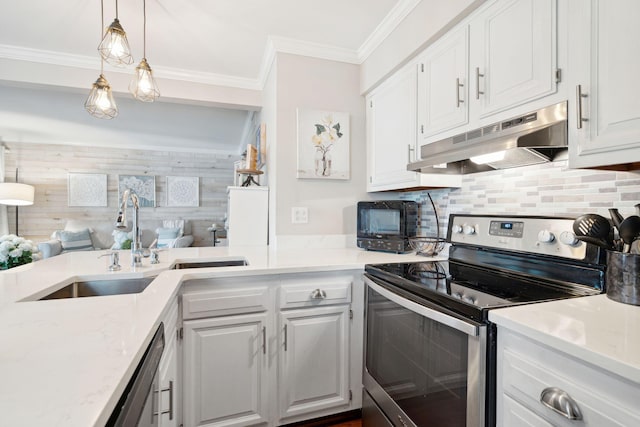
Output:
(0, 44), (261, 91)
(357, 0), (422, 62)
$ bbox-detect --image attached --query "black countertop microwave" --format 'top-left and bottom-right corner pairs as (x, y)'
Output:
(357, 200), (418, 253)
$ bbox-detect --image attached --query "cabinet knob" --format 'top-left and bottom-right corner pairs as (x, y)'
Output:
(310, 288), (327, 299)
(540, 387), (583, 420)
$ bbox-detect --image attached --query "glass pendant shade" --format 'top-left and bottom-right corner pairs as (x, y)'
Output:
(130, 58), (160, 102)
(98, 18), (133, 66)
(85, 74), (118, 119)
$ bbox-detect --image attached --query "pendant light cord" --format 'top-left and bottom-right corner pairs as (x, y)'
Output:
(100, 0), (105, 74)
(143, 0), (147, 58)
(115, 0), (119, 19)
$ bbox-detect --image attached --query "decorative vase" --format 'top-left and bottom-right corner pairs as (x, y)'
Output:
(315, 151), (332, 177)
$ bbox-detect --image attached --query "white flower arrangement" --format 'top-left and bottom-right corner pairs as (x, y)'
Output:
(0, 235), (39, 270)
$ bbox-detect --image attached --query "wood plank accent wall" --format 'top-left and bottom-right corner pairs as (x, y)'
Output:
(4, 142), (237, 247)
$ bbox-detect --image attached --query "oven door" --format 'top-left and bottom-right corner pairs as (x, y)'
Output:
(363, 277), (486, 427)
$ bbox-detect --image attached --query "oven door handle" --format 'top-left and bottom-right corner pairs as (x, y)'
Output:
(365, 277), (480, 337)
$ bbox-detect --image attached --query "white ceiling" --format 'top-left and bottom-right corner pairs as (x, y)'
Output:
(0, 0), (405, 88)
(0, 0), (413, 154)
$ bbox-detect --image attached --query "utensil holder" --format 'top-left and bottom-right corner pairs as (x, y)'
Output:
(606, 251), (640, 305)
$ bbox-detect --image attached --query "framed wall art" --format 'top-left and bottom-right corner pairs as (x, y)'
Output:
(166, 176), (199, 207)
(68, 173), (107, 207)
(296, 109), (350, 180)
(118, 175), (156, 207)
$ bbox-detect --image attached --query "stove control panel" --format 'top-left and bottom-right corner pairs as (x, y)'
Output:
(448, 215), (587, 260)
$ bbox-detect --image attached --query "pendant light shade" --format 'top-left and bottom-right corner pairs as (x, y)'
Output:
(130, 0), (160, 102)
(130, 58), (160, 102)
(85, 74), (118, 119)
(98, 0), (133, 66)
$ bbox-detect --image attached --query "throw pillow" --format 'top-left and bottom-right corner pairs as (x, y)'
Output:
(162, 220), (185, 237)
(59, 229), (94, 252)
(156, 227), (181, 248)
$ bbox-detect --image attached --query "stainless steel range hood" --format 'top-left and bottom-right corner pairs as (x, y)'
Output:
(408, 101), (568, 174)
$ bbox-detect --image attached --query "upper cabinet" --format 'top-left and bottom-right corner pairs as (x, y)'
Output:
(417, 26), (469, 139)
(366, 60), (461, 192)
(417, 0), (560, 144)
(568, 0), (640, 169)
(470, 0), (558, 119)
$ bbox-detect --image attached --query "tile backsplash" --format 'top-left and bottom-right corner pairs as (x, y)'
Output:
(401, 160), (640, 236)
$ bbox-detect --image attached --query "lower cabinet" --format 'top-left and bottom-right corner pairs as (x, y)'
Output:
(496, 327), (640, 427)
(158, 297), (180, 427)
(278, 305), (350, 420)
(180, 271), (362, 427)
(183, 313), (269, 427)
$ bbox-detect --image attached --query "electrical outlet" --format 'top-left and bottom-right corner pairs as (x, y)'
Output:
(291, 207), (308, 224)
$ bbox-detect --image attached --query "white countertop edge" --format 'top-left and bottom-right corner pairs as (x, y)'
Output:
(489, 295), (640, 384)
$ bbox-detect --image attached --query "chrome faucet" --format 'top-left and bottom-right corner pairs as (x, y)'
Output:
(116, 189), (142, 267)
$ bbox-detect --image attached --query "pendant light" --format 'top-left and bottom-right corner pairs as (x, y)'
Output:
(98, 0), (133, 66)
(85, 0), (118, 119)
(130, 0), (160, 102)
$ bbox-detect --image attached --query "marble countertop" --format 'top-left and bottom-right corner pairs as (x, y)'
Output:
(0, 246), (434, 427)
(489, 294), (640, 383)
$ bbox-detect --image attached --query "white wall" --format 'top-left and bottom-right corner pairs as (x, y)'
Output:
(360, 0), (485, 94)
(266, 53), (367, 244)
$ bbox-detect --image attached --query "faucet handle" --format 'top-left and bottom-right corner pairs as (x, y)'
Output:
(99, 252), (121, 271)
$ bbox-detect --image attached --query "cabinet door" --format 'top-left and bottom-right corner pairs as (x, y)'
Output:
(158, 333), (179, 427)
(366, 65), (419, 191)
(472, 0), (557, 118)
(418, 25), (469, 138)
(568, 0), (640, 168)
(278, 305), (350, 421)
(183, 313), (268, 427)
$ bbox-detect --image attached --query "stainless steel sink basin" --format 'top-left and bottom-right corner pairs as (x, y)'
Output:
(172, 259), (248, 269)
(40, 277), (155, 300)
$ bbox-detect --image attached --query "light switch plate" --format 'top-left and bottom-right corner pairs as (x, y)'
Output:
(291, 207), (308, 224)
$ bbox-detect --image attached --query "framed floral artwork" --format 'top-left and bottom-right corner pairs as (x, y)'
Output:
(118, 175), (156, 207)
(68, 173), (107, 207)
(166, 176), (199, 207)
(296, 109), (350, 180)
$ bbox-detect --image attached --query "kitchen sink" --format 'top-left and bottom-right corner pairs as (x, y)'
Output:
(39, 277), (155, 300)
(172, 259), (248, 269)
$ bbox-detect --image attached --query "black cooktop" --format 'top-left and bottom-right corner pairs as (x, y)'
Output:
(365, 260), (600, 322)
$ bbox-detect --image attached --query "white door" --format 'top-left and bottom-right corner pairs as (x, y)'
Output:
(278, 305), (350, 421)
(471, 0), (557, 118)
(183, 313), (268, 427)
(158, 332), (179, 427)
(367, 65), (418, 191)
(568, 0), (640, 168)
(418, 25), (469, 138)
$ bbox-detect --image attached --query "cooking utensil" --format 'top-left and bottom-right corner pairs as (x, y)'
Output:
(575, 235), (614, 250)
(618, 215), (640, 253)
(608, 208), (624, 230)
(573, 214), (611, 240)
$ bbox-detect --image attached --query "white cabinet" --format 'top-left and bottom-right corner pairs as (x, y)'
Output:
(496, 328), (640, 427)
(158, 298), (180, 427)
(470, 0), (558, 119)
(278, 305), (350, 420)
(416, 0), (559, 145)
(183, 313), (269, 427)
(180, 271), (363, 426)
(417, 25), (469, 139)
(568, 0), (640, 169)
(226, 186), (268, 246)
(366, 63), (461, 192)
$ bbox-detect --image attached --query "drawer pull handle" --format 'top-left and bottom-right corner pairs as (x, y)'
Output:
(540, 387), (583, 420)
(310, 289), (327, 299)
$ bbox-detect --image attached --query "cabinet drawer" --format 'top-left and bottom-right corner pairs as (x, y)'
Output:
(279, 277), (352, 309)
(499, 331), (640, 426)
(182, 286), (269, 320)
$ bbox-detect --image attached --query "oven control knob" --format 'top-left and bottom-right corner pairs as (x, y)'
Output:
(452, 224), (463, 234)
(537, 230), (555, 243)
(559, 231), (579, 246)
(463, 224), (476, 235)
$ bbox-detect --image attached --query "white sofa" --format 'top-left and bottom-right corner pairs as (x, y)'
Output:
(38, 219), (194, 258)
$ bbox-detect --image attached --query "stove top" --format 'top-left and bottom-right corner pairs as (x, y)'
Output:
(365, 214), (607, 323)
